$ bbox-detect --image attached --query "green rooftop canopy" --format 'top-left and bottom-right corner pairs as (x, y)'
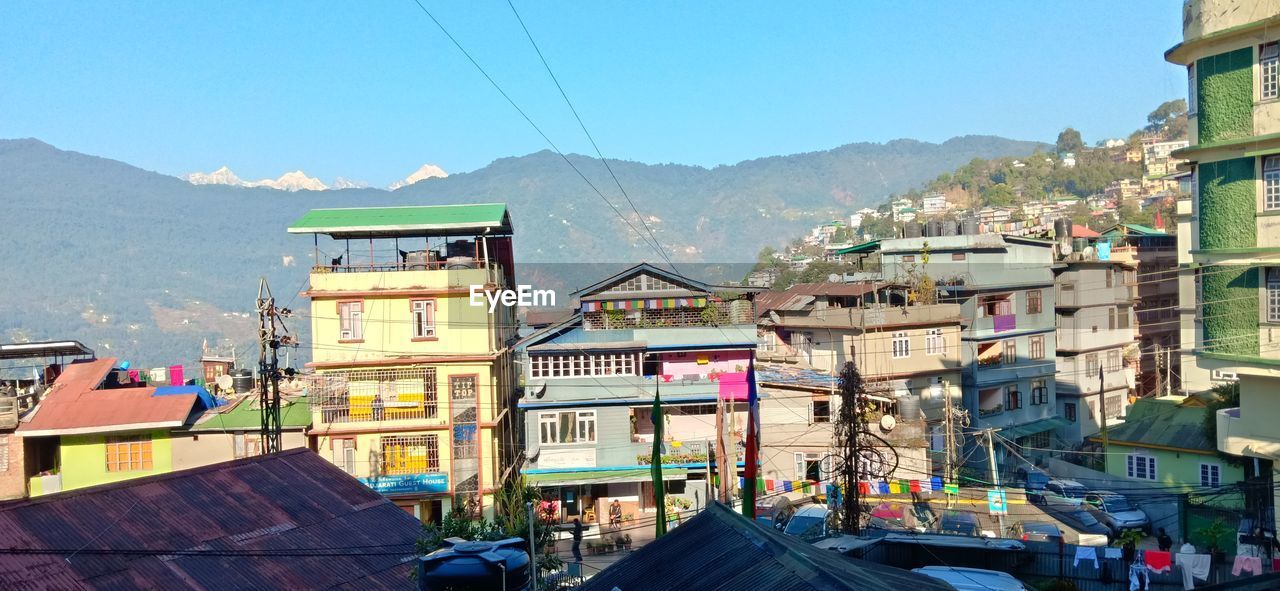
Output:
(287, 203), (512, 239)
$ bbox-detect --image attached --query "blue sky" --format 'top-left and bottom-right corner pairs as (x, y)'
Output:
(0, 1), (1186, 186)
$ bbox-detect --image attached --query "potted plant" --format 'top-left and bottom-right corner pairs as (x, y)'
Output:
(613, 534), (625, 551)
(1196, 519), (1232, 562)
(622, 533), (633, 550)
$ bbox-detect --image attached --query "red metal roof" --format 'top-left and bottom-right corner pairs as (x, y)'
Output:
(1071, 224), (1101, 238)
(19, 358), (202, 436)
(756, 282), (883, 314)
(0, 449), (421, 590)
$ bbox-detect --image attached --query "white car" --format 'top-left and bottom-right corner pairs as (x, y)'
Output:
(912, 566), (1029, 590)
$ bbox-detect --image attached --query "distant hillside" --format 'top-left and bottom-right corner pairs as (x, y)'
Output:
(0, 135), (1045, 367)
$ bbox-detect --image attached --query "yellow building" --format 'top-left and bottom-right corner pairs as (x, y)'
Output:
(288, 203), (518, 523)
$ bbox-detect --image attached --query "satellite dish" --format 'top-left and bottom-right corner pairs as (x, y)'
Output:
(879, 414), (897, 432)
(216, 374), (233, 390)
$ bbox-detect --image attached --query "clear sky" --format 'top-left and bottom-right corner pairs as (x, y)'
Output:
(0, 1), (1187, 186)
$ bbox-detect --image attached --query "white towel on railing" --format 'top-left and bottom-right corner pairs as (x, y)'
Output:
(1175, 553), (1211, 591)
(1074, 545), (1099, 568)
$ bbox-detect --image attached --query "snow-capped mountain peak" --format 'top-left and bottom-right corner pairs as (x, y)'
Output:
(389, 163), (448, 190)
(186, 166), (245, 186)
(252, 170), (327, 192)
(332, 177), (369, 190)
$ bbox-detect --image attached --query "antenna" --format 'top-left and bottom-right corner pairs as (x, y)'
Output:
(256, 277), (293, 455)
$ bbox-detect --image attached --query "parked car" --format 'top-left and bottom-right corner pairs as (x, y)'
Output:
(937, 510), (982, 537)
(1047, 507), (1112, 546)
(756, 496), (795, 530)
(783, 504), (835, 543)
(1083, 491), (1149, 535)
(911, 566), (1029, 590)
(865, 502), (931, 532)
(1006, 521), (1063, 543)
(1030, 479), (1088, 507)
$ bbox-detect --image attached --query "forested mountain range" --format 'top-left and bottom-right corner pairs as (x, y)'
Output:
(0, 135), (1044, 368)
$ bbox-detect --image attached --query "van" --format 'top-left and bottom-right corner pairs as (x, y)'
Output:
(912, 566), (1029, 590)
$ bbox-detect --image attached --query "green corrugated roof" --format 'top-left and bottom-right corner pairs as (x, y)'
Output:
(287, 203), (511, 238)
(1092, 398), (1213, 452)
(1103, 223), (1167, 237)
(189, 396), (312, 431)
(835, 240), (881, 255)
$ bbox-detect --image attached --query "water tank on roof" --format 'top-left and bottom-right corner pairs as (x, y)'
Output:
(418, 537), (531, 591)
(941, 220), (958, 236)
(231, 369), (254, 395)
(1053, 218), (1072, 240)
(928, 221), (943, 237)
(904, 223), (922, 238)
(446, 240), (475, 259)
(961, 218), (978, 235)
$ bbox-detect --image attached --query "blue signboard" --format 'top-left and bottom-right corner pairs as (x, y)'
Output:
(360, 473), (449, 495)
(987, 489), (1008, 515)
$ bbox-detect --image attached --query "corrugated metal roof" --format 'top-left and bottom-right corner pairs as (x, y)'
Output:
(286, 203), (512, 238)
(19, 361), (207, 437)
(187, 395), (312, 432)
(0, 449), (421, 590)
(756, 283), (883, 314)
(578, 503), (956, 591)
(1092, 397), (1213, 452)
(0, 341), (93, 361)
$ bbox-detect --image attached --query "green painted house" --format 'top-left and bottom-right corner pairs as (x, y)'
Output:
(1095, 395), (1244, 492)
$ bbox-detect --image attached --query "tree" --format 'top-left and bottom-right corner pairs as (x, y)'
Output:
(1146, 99), (1188, 133)
(982, 183), (1017, 207)
(1056, 127), (1084, 154)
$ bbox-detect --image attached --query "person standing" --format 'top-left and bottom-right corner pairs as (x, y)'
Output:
(571, 518), (583, 562)
(1157, 528), (1173, 552)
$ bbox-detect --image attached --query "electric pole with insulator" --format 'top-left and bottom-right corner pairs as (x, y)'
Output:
(834, 361), (866, 535)
(256, 278), (293, 455)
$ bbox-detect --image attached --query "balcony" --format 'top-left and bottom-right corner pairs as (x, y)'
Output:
(1217, 407), (1280, 459)
(308, 264), (499, 294)
(1057, 325), (1135, 352)
(305, 371), (446, 428)
(1057, 284), (1135, 307)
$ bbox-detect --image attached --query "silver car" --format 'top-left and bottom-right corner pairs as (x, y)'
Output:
(1084, 491), (1149, 535)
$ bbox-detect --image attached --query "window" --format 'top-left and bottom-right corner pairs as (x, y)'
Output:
(1030, 380), (1048, 406)
(1106, 269), (1114, 288)
(530, 353), (641, 379)
(1002, 339), (1017, 365)
(795, 452), (826, 482)
(1126, 454), (1156, 481)
(1188, 64), (1197, 114)
(1200, 463), (1221, 488)
(411, 300), (436, 339)
(1117, 307), (1131, 329)
(810, 399), (831, 423)
(232, 433), (262, 459)
(952, 253), (966, 261)
(380, 434), (440, 474)
(336, 438), (356, 475)
(1029, 335), (1045, 360)
(1104, 394), (1122, 420)
(1005, 386), (1022, 411)
(1108, 308), (1117, 329)
(1065, 402), (1077, 423)
(925, 328), (946, 356)
(1026, 290), (1042, 314)
(903, 255), (916, 263)
(980, 294), (1014, 317)
(105, 435), (153, 472)
(338, 301), (363, 341)
(1269, 157), (1280, 212)
(1085, 353), (1100, 377)
(892, 331), (911, 358)
(1107, 350), (1122, 372)
(1269, 269), (1280, 322)
(1262, 42), (1279, 101)
(538, 410), (597, 445)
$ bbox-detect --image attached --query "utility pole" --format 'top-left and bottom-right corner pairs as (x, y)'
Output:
(715, 393), (729, 506)
(1097, 365), (1109, 459)
(1165, 344), (1173, 397)
(984, 428), (1006, 534)
(705, 438), (714, 506)
(256, 278), (287, 455)
(527, 501), (538, 591)
(943, 379), (955, 485)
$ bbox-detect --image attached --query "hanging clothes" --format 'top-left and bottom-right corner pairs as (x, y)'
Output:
(1175, 553), (1211, 591)
(1231, 555), (1262, 576)
(1104, 547), (1124, 560)
(1074, 545), (1100, 568)
(1129, 561), (1148, 591)
(1145, 550), (1172, 574)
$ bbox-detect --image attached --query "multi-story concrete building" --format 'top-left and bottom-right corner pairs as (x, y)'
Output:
(1104, 224), (1181, 396)
(858, 235), (1060, 464)
(1053, 256), (1139, 445)
(288, 203), (518, 522)
(755, 282), (964, 483)
(516, 264), (755, 526)
(921, 192), (948, 215)
(1166, 0), (1280, 533)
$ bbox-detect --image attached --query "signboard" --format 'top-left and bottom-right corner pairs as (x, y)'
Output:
(360, 473), (449, 496)
(943, 483), (960, 495)
(987, 489), (1008, 515)
(537, 447), (597, 469)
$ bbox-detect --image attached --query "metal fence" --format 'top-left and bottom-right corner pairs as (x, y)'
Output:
(847, 535), (1273, 591)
